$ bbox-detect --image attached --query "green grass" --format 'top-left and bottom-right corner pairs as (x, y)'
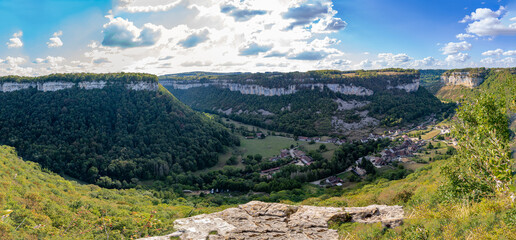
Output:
(301, 159), (516, 239)
(0, 146), (230, 239)
(223, 118), (292, 137)
(240, 136), (298, 158)
(421, 129), (440, 140)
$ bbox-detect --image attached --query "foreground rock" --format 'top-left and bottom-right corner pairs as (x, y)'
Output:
(141, 201), (404, 240)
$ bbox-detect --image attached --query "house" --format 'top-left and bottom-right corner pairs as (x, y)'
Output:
(300, 156), (313, 166)
(269, 157), (280, 162)
(256, 133), (264, 138)
(245, 136), (255, 139)
(293, 150), (305, 157)
(260, 167), (281, 179)
(280, 149), (290, 158)
(294, 161), (305, 167)
(352, 167), (367, 176)
(325, 176), (344, 186)
(298, 136), (309, 141)
(260, 167), (281, 174)
(312, 137), (321, 142)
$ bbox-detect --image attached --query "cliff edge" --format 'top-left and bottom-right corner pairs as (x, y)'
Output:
(140, 201), (404, 240)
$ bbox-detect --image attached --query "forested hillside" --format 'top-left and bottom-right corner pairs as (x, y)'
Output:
(435, 68), (515, 102)
(162, 70), (454, 137)
(419, 69), (446, 94)
(300, 70), (516, 239)
(0, 145), (228, 239)
(0, 74), (239, 188)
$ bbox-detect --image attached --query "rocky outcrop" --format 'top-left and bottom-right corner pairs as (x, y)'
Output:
(387, 79), (420, 92)
(0, 82), (37, 92)
(167, 82), (374, 96)
(441, 72), (484, 88)
(334, 99), (370, 111)
(141, 201), (404, 240)
(126, 82), (159, 91)
(37, 82), (75, 92)
(0, 81), (158, 93)
(332, 111), (379, 131)
(78, 81), (107, 90)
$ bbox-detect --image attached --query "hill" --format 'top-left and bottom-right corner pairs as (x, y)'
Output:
(0, 73), (239, 188)
(436, 68), (515, 102)
(161, 69), (454, 137)
(0, 145), (230, 239)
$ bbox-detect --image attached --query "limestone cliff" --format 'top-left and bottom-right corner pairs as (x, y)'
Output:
(0, 81), (158, 92)
(140, 201), (404, 240)
(441, 72), (484, 88)
(387, 79), (420, 92)
(166, 82), (375, 96)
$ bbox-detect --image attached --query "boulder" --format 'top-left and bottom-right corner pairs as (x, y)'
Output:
(140, 201), (404, 240)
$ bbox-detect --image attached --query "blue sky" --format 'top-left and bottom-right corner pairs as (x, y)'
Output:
(0, 0), (515, 76)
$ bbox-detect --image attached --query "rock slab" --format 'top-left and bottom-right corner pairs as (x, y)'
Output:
(141, 201), (403, 240)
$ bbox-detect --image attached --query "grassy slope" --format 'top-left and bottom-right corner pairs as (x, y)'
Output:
(436, 85), (473, 102)
(0, 146), (227, 239)
(300, 160), (516, 239)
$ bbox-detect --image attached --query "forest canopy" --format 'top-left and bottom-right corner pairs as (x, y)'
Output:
(0, 72), (158, 83)
(0, 80), (239, 188)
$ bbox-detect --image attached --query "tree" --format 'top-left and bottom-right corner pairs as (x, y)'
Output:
(226, 156), (238, 165)
(442, 94), (513, 200)
(319, 144), (327, 151)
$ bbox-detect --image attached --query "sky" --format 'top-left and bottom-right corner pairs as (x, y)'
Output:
(0, 0), (516, 76)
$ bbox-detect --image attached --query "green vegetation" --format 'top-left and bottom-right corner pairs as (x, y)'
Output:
(436, 68), (516, 102)
(441, 96), (514, 200)
(155, 139), (390, 194)
(162, 69), (420, 90)
(419, 69), (446, 94)
(0, 72), (158, 83)
(0, 146), (227, 239)
(165, 72), (454, 136)
(305, 160), (516, 239)
(302, 68), (516, 239)
(0, 75), (239, 188)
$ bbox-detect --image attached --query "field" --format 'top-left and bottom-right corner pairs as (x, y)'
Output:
(196, 118), (341, 173)
(421, 129), (440, 140)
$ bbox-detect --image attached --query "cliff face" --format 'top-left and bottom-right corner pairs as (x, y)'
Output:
(164, 77), (420, 97)
(387, 79), (420, 92)
(0, 81), (158, 92)
(140, 201), (404, 240)
(167, 82), (378, 96)
(441, 72), (484, 88)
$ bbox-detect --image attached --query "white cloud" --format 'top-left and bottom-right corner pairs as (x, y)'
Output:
(116, 0), (183, 13)
(482, 48), (503, 56)
(456, 33), (475, 40)
(34, 56), (65, 65)
(282, 0), (347, 33)
(503, 50), (516, 56)
(413, 57), (439, 67)
(47, 31), (64, 48)
(358, 59), (372, 69)
(4, 56), (26, 65)
(499, 57), (515, 65)
(461, 6), (516, 36)
(6, 31), (23, 48)
(480, 57), (495, 64)
(101, 15), (162, 48)
(377, 53), (412, 63)
(481, 49), (516, 56)
(440, 41), (472, 55)
(445, 52), (470, 62)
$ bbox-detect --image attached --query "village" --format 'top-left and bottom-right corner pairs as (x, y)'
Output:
(258, 120), (455, 187)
